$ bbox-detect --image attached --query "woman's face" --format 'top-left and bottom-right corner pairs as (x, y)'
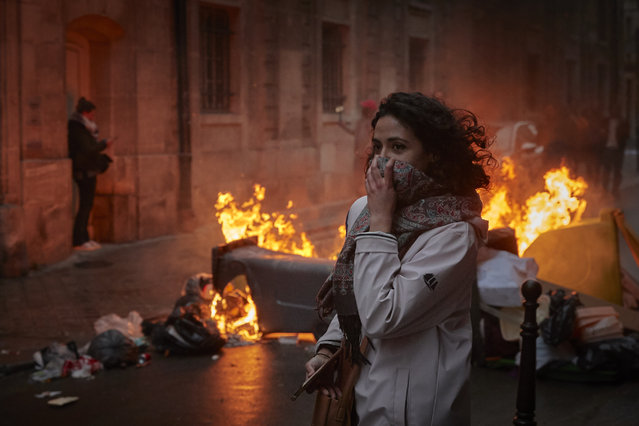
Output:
(371, 115), (433, 172)
(83, 110), (96, 121)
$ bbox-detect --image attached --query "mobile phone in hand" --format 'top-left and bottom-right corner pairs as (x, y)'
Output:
(290, 346), (342, 401)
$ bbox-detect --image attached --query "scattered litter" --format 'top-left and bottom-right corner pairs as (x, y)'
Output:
(35, 391), (61, 399)
(223, 334), (255, 348)
(48, 396), (79, 407)
(211, 355), (220, 361)
(540, 289), (582, 346)
(477, 247), (539, 307)
(143, 311), (225, 356)
(88, 329), (139, 369)
(62, 355), (102, 379)
(136, 353), (151, 368)
(31, 342), (84, 383)
(278, 335), (298, 345)
(1, 349), (9, 355)
(33, 342), (79, 370)
(263, 332), (317, 345)
(94, 311), (144, 340)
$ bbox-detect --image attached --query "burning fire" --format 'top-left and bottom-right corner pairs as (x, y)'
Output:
(481, 157), (588, 254)
(210, 278), (261, 343)
(215, 184), (316, 257)
(211, 184), (327, 343)
(209, 159), (589, 343)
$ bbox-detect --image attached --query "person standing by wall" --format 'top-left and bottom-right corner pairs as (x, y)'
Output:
(602, 106), (629, 198)
(68, 97), (115, 250)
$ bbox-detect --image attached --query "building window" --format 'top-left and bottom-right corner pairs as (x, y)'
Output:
(322, 22), (346, 113)
(200, 5), (232, 112)
(597, 63), (607, 108)
(597, 0), (609, 42)
(525, 54), (540, 111)
(409, 38), (428, 91)
(565, 59), (576, 105)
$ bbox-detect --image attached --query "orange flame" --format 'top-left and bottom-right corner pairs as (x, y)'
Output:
(215, 184), (316, 257)
(211, 184), (327, 343)
(210, 278), (262, 343)
(481, 158), (588, 255)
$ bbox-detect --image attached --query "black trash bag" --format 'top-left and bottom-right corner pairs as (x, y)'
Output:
(540, 289), (582, 346)
(88, 329), (139, 368)
(143, 312), (225, 356)
(577, 334), (639, 376)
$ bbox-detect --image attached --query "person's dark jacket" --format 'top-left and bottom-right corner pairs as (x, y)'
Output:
(68, 117), (108, 179)
(618, 118), (630, 152)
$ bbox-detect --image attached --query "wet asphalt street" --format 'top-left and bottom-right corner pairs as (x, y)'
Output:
(1, 339), (639, 425)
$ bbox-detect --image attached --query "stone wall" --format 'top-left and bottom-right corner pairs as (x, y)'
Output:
(0, 0), (634, 275)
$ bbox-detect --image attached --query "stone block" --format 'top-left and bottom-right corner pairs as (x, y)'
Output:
(323, 172), (358, 201)
(283, 146), (318, 178)
(0, 204), (29, 277)
(198, 124), (243, 153)
(22, 160), (73, 266)
(320, 142), (337, 173)
(92, 193), (138, 243)
(136, 94), (177, 155)
(137, 154), (179, 239)
(95, 154), (137, 194)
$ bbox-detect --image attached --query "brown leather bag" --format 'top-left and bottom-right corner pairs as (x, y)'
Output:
(311, 338), (369, 426)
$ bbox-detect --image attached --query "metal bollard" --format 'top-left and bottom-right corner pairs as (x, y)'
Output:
(513, 279), (542, 426)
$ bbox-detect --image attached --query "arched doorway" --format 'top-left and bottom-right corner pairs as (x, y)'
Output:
(65, 15), (124, 243)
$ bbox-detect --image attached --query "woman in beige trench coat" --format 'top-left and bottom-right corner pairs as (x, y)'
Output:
(306, 92), (495, 426)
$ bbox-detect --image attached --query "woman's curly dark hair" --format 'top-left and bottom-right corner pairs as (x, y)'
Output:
(370, 92), (496, 195)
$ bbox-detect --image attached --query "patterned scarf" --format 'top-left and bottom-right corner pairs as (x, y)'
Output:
(316, 158), (484, 362)
(70, 111), (100, 139)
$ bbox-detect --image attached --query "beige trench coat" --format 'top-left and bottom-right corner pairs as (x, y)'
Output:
(316, 196), (487, 426)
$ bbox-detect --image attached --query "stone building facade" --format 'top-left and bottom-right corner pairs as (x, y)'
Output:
(1, 0), (636, 276)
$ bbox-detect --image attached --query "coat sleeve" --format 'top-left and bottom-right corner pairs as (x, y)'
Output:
(68, 121), (107, 155)
(353, 222), (478, 339)
(315, 315), (342, 353)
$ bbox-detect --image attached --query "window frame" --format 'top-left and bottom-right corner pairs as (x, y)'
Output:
(321, 22), (347, 114)
(199, 3), (237, 114)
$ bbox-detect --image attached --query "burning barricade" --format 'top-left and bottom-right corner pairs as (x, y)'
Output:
(74, 158), (636, 380)
(476, 158), (639, 379)
(141, 185), (336, 356)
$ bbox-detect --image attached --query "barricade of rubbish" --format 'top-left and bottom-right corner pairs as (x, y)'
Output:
(475, 211), (639, 382)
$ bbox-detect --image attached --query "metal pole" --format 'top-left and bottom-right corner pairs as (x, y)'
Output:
(513, 280), (542, 426)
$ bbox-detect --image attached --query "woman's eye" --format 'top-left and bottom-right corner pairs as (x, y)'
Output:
(393, 144), (405, 151)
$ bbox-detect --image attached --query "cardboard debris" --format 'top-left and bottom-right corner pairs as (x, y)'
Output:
(541, 279), (639, 332)
(35, 391), (61, 399)
(576, 306), (624, 342)
(47, 396), (79, 407)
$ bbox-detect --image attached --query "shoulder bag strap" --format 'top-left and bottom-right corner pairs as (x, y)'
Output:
(334, 337), (369, 423)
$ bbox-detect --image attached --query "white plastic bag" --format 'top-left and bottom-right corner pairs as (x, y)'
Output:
(477, 247), (539, 307)
(94, 311), (144, 340)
